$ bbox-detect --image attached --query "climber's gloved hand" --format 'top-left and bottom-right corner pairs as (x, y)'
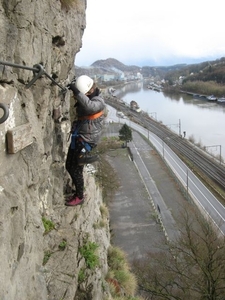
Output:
(67, 83), (80, 96)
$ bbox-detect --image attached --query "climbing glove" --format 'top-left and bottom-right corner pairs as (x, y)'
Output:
(67, 83), (80, 96)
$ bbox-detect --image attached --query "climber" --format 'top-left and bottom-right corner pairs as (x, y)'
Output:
(65, 75), (105, 206)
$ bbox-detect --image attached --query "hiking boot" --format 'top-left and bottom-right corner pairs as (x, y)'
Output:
(65, 193), (76, 202)
(78, 153), (99, 165)
(65, 196), (84, 206)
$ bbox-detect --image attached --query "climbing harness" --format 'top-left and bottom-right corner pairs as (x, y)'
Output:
(69, 110), (104, 151)
(0, 103), (9, 124)
(0, 60), (68, 124)
(0, 60), (67, 92)
(70, 121), (92, 152)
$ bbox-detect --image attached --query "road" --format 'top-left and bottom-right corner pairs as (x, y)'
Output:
(106, 105), (225, 236)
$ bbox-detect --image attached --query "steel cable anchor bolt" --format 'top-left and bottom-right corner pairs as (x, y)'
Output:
(26, 64), (45, 88)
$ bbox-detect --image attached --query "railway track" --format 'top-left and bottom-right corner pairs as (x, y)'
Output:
(106, 99), (225, 191)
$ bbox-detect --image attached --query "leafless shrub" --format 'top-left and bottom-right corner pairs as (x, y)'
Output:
(133, 207), (225, 299)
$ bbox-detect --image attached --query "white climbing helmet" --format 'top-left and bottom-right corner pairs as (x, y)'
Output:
(75, 75), (94, 94)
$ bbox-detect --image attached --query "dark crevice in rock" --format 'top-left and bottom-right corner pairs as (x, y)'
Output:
(52, 36), (65, 47)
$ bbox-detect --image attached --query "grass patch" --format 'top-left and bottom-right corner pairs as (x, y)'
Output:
(42, 217), (55, 234)
(100, 203), (109, 218)
(43, 250), (53, 265)
(107, 246), (128, 271)
(107, 246), (138, 298)
(58, 239), (67, 251)
(92, 203), (109, 229)
(78, 268), (86, 283)
(79, 241), (99, 270)
(93, 219), (107, 229)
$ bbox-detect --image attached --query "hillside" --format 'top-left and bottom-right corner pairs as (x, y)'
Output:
(76, 57), (225, 84)
(92, 58), (140, 73)
(164, 57), (225, 84)
(75, 58), (187, 78)
(162, 57), (225, 96)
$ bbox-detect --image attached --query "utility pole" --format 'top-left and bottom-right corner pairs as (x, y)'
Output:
(186, 169), (189, 196)
(179, 119), (181, 136)
(165, 119), (181, 135)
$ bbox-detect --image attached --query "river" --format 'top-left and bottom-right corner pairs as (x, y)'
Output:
(114, 81), (225, 161)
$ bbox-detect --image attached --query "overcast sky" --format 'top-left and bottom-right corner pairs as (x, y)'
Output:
(75, 0), (225, 67)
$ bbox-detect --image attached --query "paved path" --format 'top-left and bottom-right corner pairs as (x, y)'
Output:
(106, 130), (188, 261)
(130, 132), (180, 241)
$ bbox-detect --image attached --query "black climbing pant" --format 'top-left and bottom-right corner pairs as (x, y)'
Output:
(66, 139), (84, 198)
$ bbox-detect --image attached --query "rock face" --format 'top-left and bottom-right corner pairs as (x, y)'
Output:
(0, 1), (110, 299)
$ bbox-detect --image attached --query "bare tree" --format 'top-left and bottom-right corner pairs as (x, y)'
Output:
(133, 207), (225, 300)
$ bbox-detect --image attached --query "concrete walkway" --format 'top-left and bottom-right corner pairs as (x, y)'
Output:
(130, 132), (180, 241)
(107, 130), (187, 261)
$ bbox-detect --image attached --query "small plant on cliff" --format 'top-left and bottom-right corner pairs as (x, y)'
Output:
(79, 241), (99, 270)
(93, 219), (107, 229)
(43, 250), (53, 265)
(42, 217), (55, 234)
(100, 204), (109, 218)
(78, 268), (86, 283)
(107, 246), (138, 298)
(58, 239), (67, 251)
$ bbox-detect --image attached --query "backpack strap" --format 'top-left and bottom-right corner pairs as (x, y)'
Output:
(70, 120), (93, 152)
(80, 140), (92, 152)
(70, 127), (79, 150)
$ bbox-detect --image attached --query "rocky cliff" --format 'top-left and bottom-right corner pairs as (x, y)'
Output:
(0, 1), (111, 299)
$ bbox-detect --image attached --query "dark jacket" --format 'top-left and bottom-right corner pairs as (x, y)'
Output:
(73, 89), (105, 145)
